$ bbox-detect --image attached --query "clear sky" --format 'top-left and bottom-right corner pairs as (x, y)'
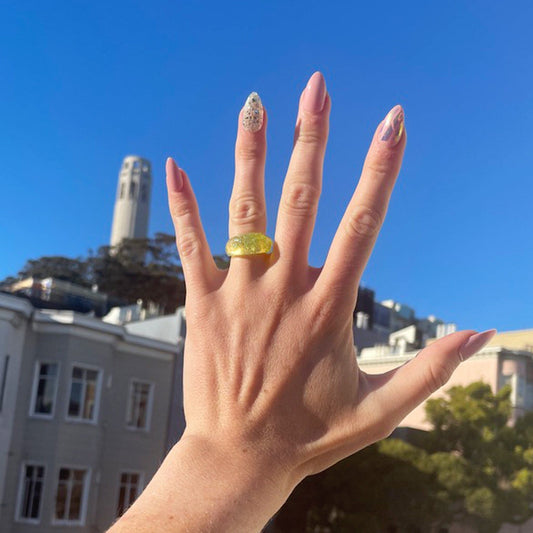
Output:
(1, 1), (532, 332)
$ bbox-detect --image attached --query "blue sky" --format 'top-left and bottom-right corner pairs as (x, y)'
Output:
(1, 1), (531, 332)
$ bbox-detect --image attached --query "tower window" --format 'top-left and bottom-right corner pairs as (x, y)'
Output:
(142, 165), (149, 172)
(133, 161), (140, 169)
(141, 184), (147, 202)
(129, 182), (136, 199)
(120, 183), (126, 199)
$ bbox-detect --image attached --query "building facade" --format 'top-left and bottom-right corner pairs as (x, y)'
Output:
(0, 293), (180, 532)
(352, 287), (449, 353)
(110, 155), (152, 247)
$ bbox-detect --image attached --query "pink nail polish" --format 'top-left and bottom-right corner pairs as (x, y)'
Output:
(380, 105), (404, 145)
(302, 72), (327, 114)
(166, 157), (183, 192)
(459, 329), (497, 361)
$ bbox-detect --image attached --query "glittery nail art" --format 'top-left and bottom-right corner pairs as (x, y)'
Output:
(242, 92), (264, 133)
(380, 105), (404, 145)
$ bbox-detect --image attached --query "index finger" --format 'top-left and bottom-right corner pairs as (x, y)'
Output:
(315, 106), (406, 307)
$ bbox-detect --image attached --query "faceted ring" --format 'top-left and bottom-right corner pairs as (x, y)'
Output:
(225, 232), (273, 257)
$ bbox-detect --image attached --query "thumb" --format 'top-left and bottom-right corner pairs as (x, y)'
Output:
(367, 329), (497, 428)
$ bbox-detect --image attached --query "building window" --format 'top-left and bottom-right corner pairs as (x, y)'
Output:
(129, 182), (136, 199)
(119, 182), (126, 199)
(116, 472), (141, 517)
(54, 467), (89, 524)
(17, 464), (45, 522)
(133, 161), (140, 169)
(67, 366), (100, 422)
(0, 355), (9, 411)
(141, 183), (147, 202)
(126, 381), (153, 430)
(31, 362), (59, 417)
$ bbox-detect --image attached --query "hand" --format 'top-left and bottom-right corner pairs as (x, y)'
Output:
(110, 72), (495, 533)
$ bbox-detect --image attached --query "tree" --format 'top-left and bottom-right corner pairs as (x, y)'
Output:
(88, 234), (186, 314)
(0, 233), (194, 314)
(273, 442), (446, 532)
(274, 382), (533, 532)
(2, 255), (90, 288)
(419, 382), (533, 531)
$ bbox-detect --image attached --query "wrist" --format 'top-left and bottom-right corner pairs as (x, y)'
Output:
(111, 432), (295, 533)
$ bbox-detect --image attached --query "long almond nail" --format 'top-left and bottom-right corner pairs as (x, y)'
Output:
(242, 92), (264, 132)
(166, 157), (183, 192)
(302, 72), (326, 113)
(380, 105), (404, 145)
(459, 329), (497, 361)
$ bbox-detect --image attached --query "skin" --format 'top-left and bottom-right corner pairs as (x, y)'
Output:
(109, 73), (483, 532)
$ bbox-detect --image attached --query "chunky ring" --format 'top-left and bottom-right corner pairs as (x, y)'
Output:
(225, 232), (273, 256)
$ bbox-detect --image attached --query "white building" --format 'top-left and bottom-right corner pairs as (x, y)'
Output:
(110, 155), (152, 247)
(0, 292), (184, 532)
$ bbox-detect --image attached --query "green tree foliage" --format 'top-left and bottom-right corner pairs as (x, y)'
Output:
(88, 234), (186, 314)
(419, 382), (533, 531)
(0, 233), (222, 314)
(274, 443), (446, 532)
(274, 382), (533, 532)
(4, 255), (91, 288)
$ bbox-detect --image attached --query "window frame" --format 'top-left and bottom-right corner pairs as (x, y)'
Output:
(125, 379), (154, 431)
(15, 461), (46, 524)
(29, 360), (60, 419)
(115, 470), (144, 518)
(0, 354), (9, 411)
(51, 464), (91, 526)
(65, 362), (102, 424)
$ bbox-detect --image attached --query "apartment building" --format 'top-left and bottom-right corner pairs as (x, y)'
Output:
(0, 292), (181, 532)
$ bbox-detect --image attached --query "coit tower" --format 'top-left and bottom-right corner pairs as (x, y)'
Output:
(110, 155), (152, 247)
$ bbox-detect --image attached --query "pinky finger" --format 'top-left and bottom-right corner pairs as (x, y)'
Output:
(166, 157), (220, 294)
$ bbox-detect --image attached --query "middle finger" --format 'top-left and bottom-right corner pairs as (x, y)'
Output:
(228, 92), (268, 239)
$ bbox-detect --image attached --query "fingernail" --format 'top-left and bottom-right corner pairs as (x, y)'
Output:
(242, 92), (264, 132)
(302, 71), (326, 114)
(166, 157), (183, 192)
(380, 105), (404, 145)
(459, 329), (497, 361)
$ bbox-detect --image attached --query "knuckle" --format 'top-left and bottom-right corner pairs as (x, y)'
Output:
(236, 140), (265, 161)
(309, 297), (340, 332)
(281, 182), (320, 217)
(364, 154), (396, 179)
(295, 127), (325, 147)
(424, 359), (454, 395)
(169, 193), (195, 220)
(177, 230), (201, 258)
(345, 205), (382, 239)
(229, 194), (265, 225)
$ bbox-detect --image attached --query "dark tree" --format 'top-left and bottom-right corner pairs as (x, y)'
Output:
(1, 233), (192, 314)
(274, 382), (533, 532)
(2, 256), (90, 287)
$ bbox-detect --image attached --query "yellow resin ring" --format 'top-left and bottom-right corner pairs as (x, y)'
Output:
(225, 232), (273, 257)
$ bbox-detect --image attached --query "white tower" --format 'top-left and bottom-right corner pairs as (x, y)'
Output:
(110, 155), (152, 247)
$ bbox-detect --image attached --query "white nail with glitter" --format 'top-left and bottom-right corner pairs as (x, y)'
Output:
(242, 92), (263, 133)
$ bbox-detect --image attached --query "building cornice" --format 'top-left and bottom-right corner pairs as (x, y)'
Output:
(0, 293), (34, 318)
(357, 346), (514, 367)
(30, 308), (176, 359)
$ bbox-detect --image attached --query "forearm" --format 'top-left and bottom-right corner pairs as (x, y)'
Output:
(108, 434), (293, 533)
